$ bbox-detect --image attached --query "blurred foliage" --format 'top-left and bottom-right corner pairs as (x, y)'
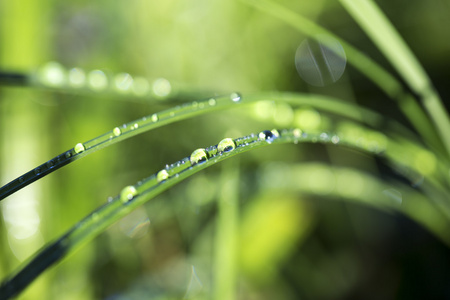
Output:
(1, 0), (450, 299)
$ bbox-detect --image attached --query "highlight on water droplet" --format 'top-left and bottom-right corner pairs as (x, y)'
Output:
(120, 185), (138, 203)
(230, 92), (241, 102)
(114, 73), (133, 93)
(68, 68), (86, 87)
(74, 143), (85, 154)
(156, 169), (170, 183)
(190, 148), (208, 165)
(88, 70), (108, 91)
(258, 129), (280, 144)
(295, 35), (347, 87)
(113, 127), (122, 137)
(153, 78), (171, 98)
(39, 61), (66, 87)
(151, 113), (159, 122)
(217, 138), (236, 153)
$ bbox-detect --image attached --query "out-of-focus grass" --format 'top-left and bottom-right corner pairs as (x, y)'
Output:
(1, 0), (450, 299)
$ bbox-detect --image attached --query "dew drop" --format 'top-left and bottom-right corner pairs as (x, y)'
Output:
(320, 132), (329, 141)
(120, 185), (138, 203)
(132, 77), (150, 96)
(18, 177), (25, 183)
(74, 143), (85, 154)
(293, 128), (302, 144)
(68, 68), (86, 87)
(153, 78), (171, 98)
(34, 167), (41, 175)
(331, 135), (340, 144)
(258, 129), (280, 144)
(88, 70), (108, 91)
(65, 151), (72, 159)
(190, 148), (208, 165)
(151, 114), (159, 122)
(217, 138), (236, 153)
(157, 169), (170, 183)
(208, 98), (216, 106)
(230, 92), (241, 102)
(293, 128), (302, 139)
(114, 73), (133, 92)
(113, 127), (122, 137)
(39, 61), (66, 87)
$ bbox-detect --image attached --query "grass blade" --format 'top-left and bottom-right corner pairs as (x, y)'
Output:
(241, 0), (445, 155)
(1, 92), (418, 201)
(1, 127), (449, 298)
(339, 0), (450, 157)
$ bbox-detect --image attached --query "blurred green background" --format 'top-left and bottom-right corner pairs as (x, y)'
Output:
(1, 0), (450, 299)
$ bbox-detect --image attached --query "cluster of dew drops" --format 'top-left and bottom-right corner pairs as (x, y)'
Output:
(118, 127), (289, 204)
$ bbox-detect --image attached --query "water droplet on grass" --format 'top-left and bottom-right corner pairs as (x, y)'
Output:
(151, 114), (159, 122)
(68, 68), (85, 87)
(208, 98), (216, 106)
(320, 132), (329, 141)
(120, 185), (138, 203)
(217, 138), (236, 153)
(258, 129), (279, 144)
(88, 70), (108, 90)
(132, 77), (150, 96)
(190, 148), (208, 165)
(157, 169), (170, 183)
(113, 127), (122, 137)
(114, 73), (133, 92)
(230, 92), (241, 102)
(74, 143), (85, 154)
(34, 167), (41, 175)
(331, 135), (340, 144)
(39, 61), (66, 87)
(153, 78), (171, 98)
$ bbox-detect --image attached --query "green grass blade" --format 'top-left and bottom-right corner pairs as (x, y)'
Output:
(0, 62), (211, 103)
(2, 92), (418, 201)
(214, 159), (239, 300)
(1, 127), (449, 298)
(339, 0), (450, 157)
(241, 0), (445, 155)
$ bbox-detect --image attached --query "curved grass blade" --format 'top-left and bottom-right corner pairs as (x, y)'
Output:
(0, 92), (425, 201)
(1, 128), (448, 299)
(0, 62), (211, 103)
(338, 0), (450, 157)
(259, 162), (450, 247)
(240, 0), (445, 156)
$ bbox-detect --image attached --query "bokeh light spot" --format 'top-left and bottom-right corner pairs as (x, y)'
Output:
(295, 35), (347, 87)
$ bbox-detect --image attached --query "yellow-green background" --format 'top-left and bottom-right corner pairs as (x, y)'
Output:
(1, 0), (450, 299)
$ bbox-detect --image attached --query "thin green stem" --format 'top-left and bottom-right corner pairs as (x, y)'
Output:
(0, 92), (424, 201)
(214, 159), (239, 300)
(1, 127), (449, 299)
(240, 0), (445, 155)
(338, 0), (450, 158)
